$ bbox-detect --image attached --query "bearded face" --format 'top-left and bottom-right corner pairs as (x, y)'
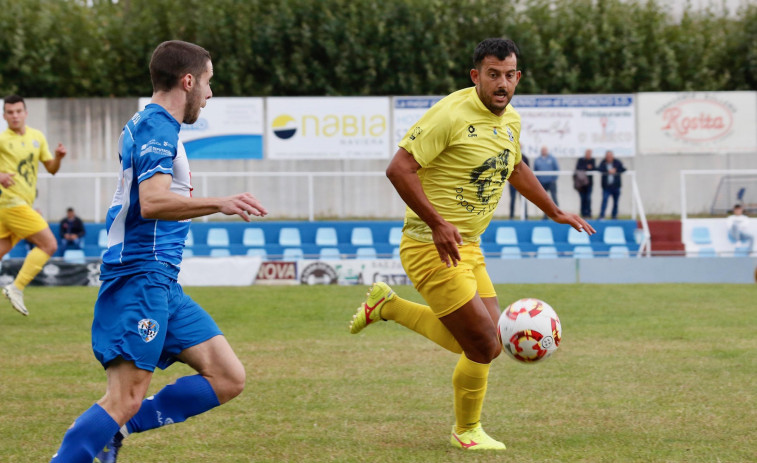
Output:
(182, 60), (213, 124)
(183, 84), (204, 124)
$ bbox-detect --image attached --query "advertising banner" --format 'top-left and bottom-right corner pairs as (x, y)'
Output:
(392, 96), (444, 148)
(255, 261), (299, 285)
(637, 91), (757, 154)
(0, 260), (100, 286)
(178, 256), (262, 286)
(511, 94), (636, 158)
(266, 97), (391, 159)
(298, 259), (410, 286)
(138, 97), (264, 159)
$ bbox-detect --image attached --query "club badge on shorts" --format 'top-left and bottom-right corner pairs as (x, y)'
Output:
(138, 318), (160, 343)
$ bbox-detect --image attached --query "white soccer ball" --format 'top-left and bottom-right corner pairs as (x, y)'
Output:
(497, 298), (562, 363)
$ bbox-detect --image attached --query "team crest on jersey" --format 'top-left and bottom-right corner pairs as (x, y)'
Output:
(138, 318), (160, 343)
(33, 140), (40, 148)
(506, 126), (514, 142)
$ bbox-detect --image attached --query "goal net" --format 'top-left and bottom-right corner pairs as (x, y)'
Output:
(710, 175), (757, 215)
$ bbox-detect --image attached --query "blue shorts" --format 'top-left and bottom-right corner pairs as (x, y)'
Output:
(92, 272), (222, 372)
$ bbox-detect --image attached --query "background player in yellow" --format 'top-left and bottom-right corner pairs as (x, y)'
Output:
(349, 38), (595, 450)
(0, 94), (67, 315)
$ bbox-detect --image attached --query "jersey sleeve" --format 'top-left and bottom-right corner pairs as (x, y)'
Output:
(511, 118), (523, 165)
(37, 132), (53, 163)
(132, 120), (177, 184)
(398, 103), (455, 168)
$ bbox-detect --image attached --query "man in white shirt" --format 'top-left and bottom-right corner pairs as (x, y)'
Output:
(726, 204), (753, 253)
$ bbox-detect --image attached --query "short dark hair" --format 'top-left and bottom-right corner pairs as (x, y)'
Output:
(473, 38), (520, 69)
(3, 94), (26, 108)
(149, 41), (211, 93)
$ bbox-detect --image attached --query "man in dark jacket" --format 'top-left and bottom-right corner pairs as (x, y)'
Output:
(574, 149), (595, 218)
(598, 150), (626, 219)
(59, 207), (85, 252)
(509, 154), (530, 219)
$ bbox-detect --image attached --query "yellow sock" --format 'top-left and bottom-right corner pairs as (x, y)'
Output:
(381, 296), (462, 354)
(14, 247), (51, 290)
(452, 354), (490, 434)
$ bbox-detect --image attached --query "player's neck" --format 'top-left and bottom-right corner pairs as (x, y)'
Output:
(10, 125), (26, 136)
(151, 91), (187, 125)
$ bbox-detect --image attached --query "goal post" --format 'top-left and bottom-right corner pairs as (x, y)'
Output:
(681, 170), (757, 221)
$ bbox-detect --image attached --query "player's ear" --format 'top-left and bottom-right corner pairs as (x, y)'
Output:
(181, 73), (194, 92)
(470, 68), (480, 85)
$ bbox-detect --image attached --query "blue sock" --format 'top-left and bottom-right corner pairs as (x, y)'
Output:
(51, 403), (120, 463)
(126, 375), (220, 434)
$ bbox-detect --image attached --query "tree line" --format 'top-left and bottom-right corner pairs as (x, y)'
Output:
(0, 0), (754, 98)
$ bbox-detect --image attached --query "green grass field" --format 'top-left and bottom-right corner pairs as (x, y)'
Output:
(1, 284), (755, 463)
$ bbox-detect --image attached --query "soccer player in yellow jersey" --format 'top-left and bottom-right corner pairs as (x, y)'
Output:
(0, 95), (67, 315)
(349, 38), (595, 450)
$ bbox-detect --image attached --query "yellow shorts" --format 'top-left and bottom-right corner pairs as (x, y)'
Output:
(399, 235), (496, 318)
(0, 204), (49, 246)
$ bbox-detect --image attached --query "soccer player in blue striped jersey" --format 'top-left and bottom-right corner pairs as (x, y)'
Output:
(50, 40), (268, 463)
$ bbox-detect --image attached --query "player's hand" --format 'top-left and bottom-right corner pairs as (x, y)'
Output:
(55, 143), (67, 159)
(431, 220), (463, 268)
(0, 172), (15, 188)
(219, 193), (268, 222)
(551, 211), (596, 235)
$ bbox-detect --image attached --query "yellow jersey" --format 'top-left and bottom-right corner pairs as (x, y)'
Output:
(398, 87), (522, 243)
(0, 127), (52, 208)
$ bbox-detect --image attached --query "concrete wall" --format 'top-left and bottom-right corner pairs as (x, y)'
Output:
(23, 98), (757, 222)
(485, 256), (757, 284)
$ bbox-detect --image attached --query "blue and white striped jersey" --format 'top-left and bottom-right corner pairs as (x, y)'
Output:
(101, 104), (192, 280)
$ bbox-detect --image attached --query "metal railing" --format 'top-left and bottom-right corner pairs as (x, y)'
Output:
(38, 170), (650, 256)
(527, 170), (650, 257)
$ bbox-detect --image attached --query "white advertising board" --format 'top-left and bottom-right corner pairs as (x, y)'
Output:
(511, 94), (636, 158)
(266, 97), (391, 159)
(392, 96), (444, 148)
(297, 259), (410, 286)
(138, 97), (264, 159)
(637, 92), (757, 155)
(178, 256), (262, 286)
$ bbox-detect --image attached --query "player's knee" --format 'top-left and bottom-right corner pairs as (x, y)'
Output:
(99, 394), (142, 424)
(228, 366), (245, 398)
(466, 336), (502, 363)
(481, 337), (502, 362)
(123, 396), (143, 419)
(38, 238), (57, 256)
(215, 365), (245, 404)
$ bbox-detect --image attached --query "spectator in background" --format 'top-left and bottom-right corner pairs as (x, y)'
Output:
(726, 204), (753, 253)
(574, 149), (596, 219)
(508, 154), (529, 219)
(598, 150), (626, 220)
(59, 207), (86, 253)
(533, 146), (559, 218)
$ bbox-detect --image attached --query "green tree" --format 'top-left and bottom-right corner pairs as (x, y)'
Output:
(0, 0), (754, 97)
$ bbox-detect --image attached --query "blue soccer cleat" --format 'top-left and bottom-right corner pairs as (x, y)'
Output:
(93, 431), (124, 463)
